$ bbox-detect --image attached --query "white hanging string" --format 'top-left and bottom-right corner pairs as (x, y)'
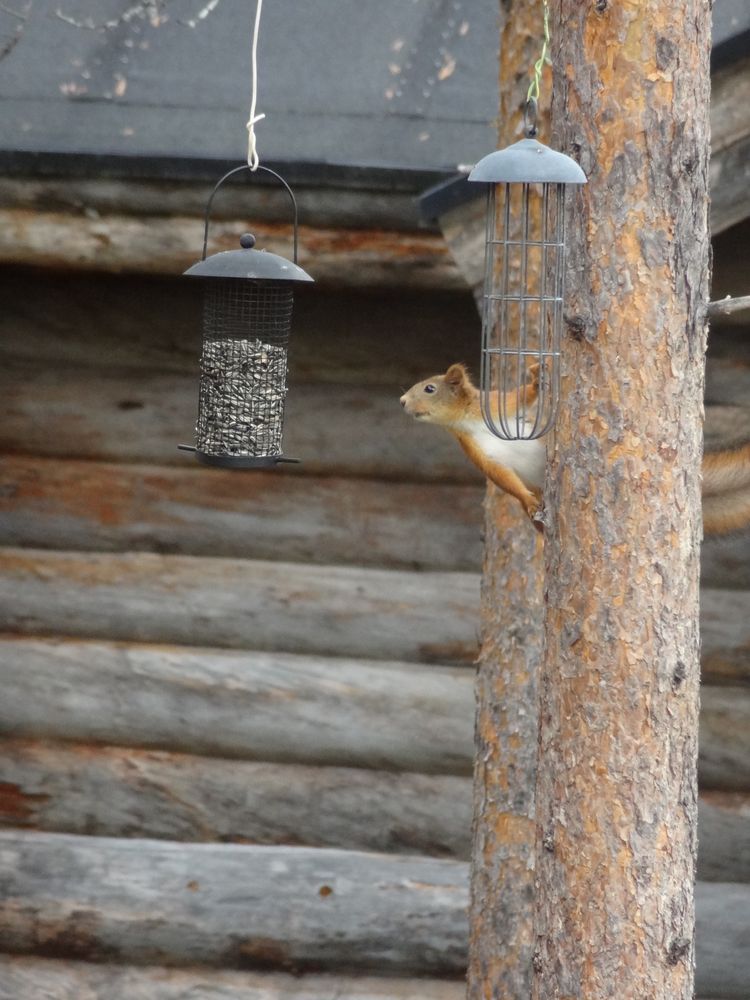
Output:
(246, 0), (265, 170)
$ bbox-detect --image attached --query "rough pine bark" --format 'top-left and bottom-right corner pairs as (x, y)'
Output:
(467, 3), (548, 997)
(533, 2), (711, 998)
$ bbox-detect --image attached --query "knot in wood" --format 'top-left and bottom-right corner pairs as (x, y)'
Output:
(565, 314), (588, 342)
(672, 661), (687, 689)
(666, 938), (691, 966)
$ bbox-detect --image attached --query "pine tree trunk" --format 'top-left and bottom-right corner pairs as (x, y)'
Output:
(467, 4), (548, 997)
(532, 2), (711, 998)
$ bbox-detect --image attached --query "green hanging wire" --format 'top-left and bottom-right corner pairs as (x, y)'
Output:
(527, 0), (551, 105)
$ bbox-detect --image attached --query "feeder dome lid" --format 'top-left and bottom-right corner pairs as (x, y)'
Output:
(184, 234), (313, 282)
(468, 138), (587, 185)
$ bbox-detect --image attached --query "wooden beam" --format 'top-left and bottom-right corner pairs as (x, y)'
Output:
(710, 56), (750, 235)
(0, 548), (480, 664)
(1, 550), (749, 679)
(1, 363), (745, 479)
(0, 456), (483, 573)
(0, 957), (467, 1000)
(0, 739), (747, 881)
(0, 270), (481, 386)
(0, 957), (727, 1000)
(699, 589), (750, 686)
(0, 831), (744, 994)
(0, 740), (472, 857)
(697, 685), (750, 790)
(0, 637), (746, 788)
(0, 365), (478, 480)
(0, 832), (469, 976)
(697, 793), (750, 883)
(2, 455), (748, 588)
(0, 208), (465, 290)
(0, 174), (439, 234)
(694, 882), (750, 999)
(0, 637), (474, 774)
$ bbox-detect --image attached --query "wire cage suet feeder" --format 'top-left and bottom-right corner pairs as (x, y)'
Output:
(468, 100), (586, 440)
(181, 165), (313, 468)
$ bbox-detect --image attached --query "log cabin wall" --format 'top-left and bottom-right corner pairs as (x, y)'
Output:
(0, 223), (749, 997)
(0, 9), (747, 998)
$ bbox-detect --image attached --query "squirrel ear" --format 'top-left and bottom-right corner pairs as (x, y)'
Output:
(444, 363), (468, 387)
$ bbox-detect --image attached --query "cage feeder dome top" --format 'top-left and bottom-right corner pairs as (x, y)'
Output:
(184, 234), (313, 283)
(468, 138), (587, 185)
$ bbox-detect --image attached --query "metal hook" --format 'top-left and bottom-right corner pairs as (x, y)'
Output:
(201, 164), (300, 263)
(524, 98), (539, 139)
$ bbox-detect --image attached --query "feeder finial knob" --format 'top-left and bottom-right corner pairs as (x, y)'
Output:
(240, 233), (257, 249)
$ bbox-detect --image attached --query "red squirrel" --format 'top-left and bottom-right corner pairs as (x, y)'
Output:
(400, 362), (545, 530)
(400, 362), (750, 536)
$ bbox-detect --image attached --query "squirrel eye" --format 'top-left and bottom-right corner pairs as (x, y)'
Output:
(424, 384), (437, 394)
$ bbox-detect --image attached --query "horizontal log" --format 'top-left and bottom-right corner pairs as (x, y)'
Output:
(0, 739), (747, 881)
(0, 638), (474, 774)
(698, 589), (750, 686)
(0, 637), (747, 789)
(0, 365), (478, 480)
(701, 532), (750, 591)
(697, 686), (750, 790)
(703, 405), (750, 452)
(0, 831), (745, 995)
(705, 357), (750, 408)
(3, 454), (748, 588)
(0, 456), (483, 572)
(0, 833), (468, 976)
(710, 56), (750, 235)
(1, 363), (746, 481)
(0, 174), (438, 234)
(0, 270), (481, 386)
(2, 552), (749, 681)
(697, 793), (750, 883)
(0, 956), (465, 1000)
(0, 741), (472, 857)
(694, 882), (750, 999)
(0, 548), (480, 663)
(0, 209), (466, 291)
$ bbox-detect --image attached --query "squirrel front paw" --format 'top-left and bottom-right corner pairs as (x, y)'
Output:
(530, 507), (545, 534)
(522, 494), (545, 534)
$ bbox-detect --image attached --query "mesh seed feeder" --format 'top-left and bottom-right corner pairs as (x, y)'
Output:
(180, 165), (313, 468)
(468, 100), (586, 440)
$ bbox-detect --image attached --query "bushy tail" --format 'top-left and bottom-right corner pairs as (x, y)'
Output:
(703, 443), (750, 536)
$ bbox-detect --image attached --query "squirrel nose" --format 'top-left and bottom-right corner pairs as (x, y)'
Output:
(399, 395), (406, 408)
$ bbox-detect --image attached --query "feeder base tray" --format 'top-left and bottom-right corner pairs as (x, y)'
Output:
(178, 446), (300, 469)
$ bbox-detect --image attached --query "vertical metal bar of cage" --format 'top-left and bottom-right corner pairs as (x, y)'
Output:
(517, 182), (532, 438)
(533, 182), (565, 439)
(531, 182), (551, 438)
(480, 185), (495, 437)
(499, 182), (512, 438)
(553, 183), (566, 432)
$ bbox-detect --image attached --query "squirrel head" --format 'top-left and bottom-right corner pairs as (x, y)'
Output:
(400, 363), (476, 426)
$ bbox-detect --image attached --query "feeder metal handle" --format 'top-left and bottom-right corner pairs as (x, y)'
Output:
(201, 164), (300, 264)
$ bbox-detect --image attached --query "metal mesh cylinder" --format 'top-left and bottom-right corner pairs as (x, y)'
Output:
(480, 181), (565, 440)
(195, 279), (294, 463)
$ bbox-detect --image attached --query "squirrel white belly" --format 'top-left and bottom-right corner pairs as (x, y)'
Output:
(454, 417), (546, 491)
